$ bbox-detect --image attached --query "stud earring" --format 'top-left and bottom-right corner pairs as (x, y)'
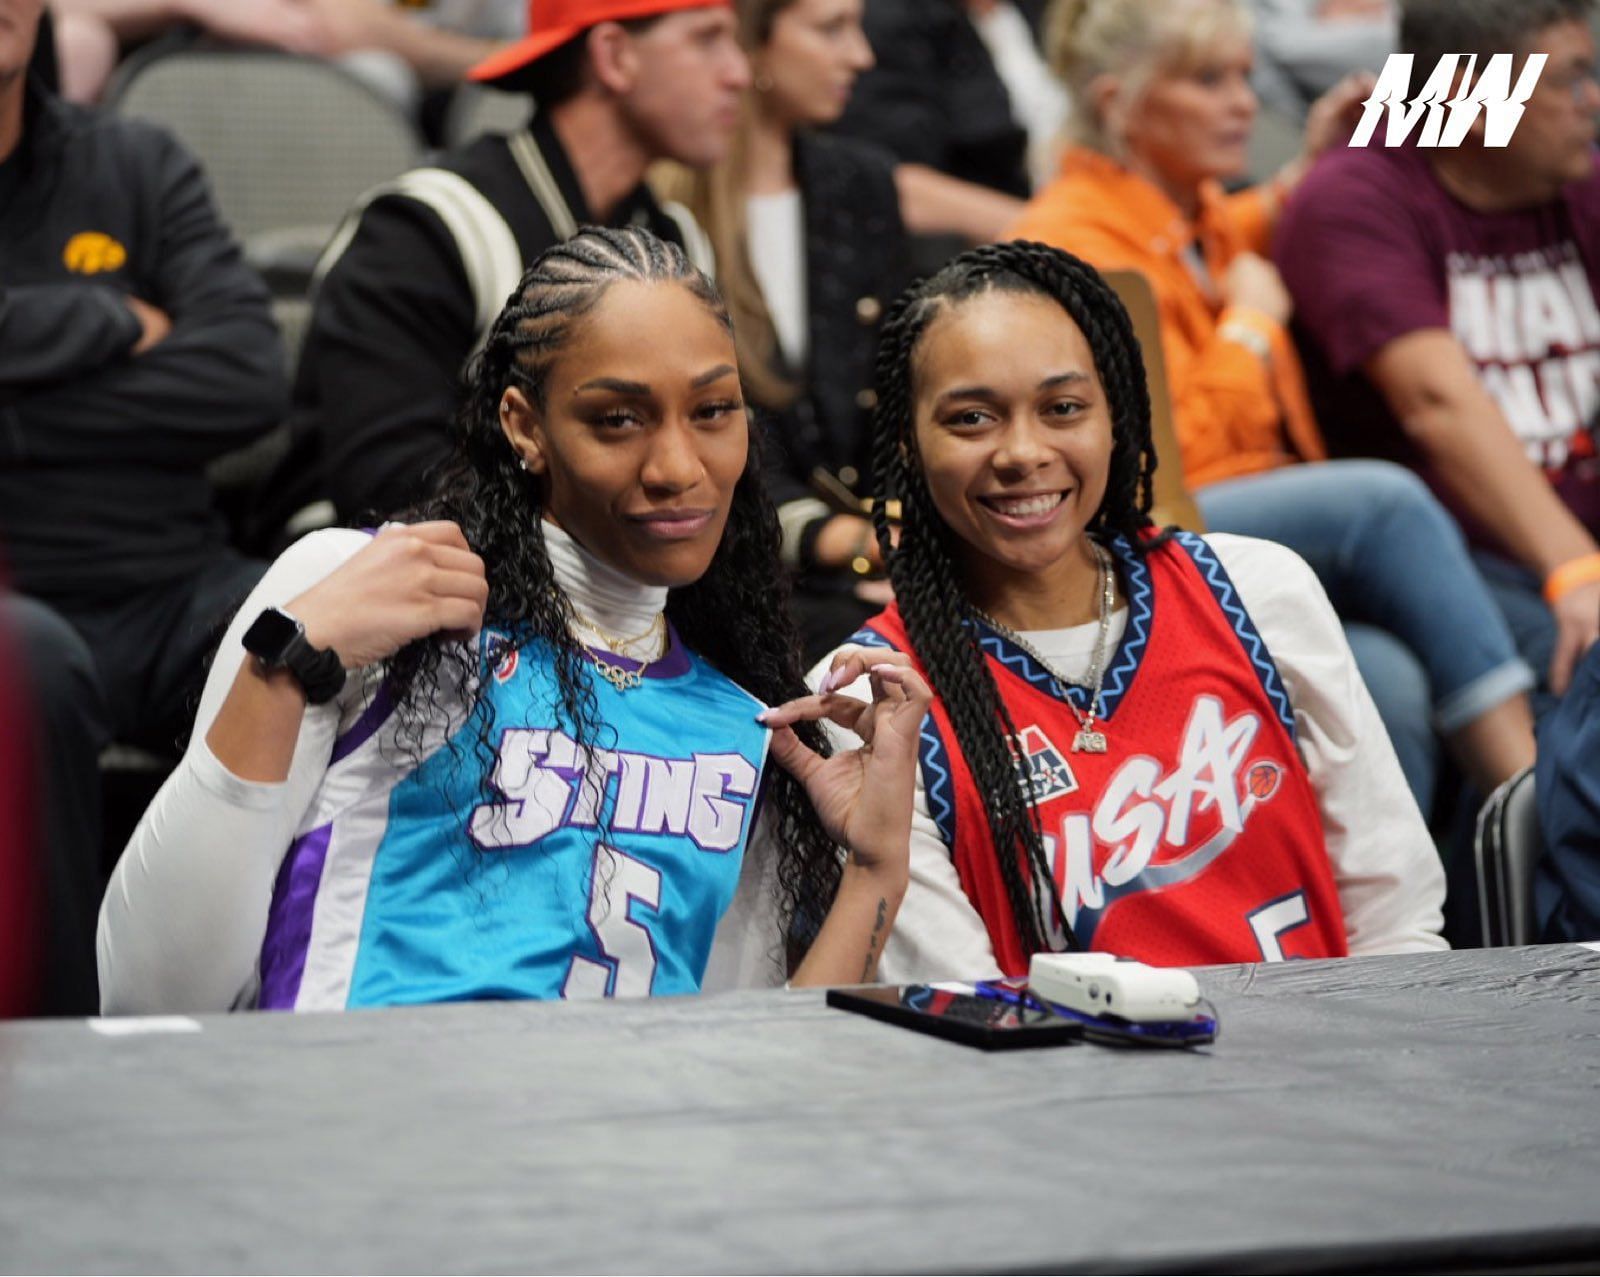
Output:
(518, 457), (528, 472)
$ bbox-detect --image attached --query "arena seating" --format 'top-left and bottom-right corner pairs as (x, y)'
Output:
(1475, 767), (1543, 946)
(105, 41), (424, 295)
(1100, 267), (1206, 533)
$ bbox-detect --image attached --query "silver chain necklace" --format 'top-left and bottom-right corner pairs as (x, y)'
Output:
(972, 543), (1116, 753)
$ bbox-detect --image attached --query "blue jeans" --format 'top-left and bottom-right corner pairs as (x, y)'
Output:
(1471, 550), (1559, 722)
(1197, 461), (1533, 814)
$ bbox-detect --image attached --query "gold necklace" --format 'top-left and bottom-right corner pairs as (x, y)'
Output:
(971, 543), (1115, 753)
(570, 611), (666, 693)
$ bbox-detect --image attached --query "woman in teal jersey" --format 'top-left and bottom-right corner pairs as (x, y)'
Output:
(98, 226), (928, 1012)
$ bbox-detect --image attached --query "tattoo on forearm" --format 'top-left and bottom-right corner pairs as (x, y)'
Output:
(860, 897), (889, 982)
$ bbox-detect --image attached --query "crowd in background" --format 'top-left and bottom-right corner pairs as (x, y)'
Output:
(3, 0), (1600, 1017)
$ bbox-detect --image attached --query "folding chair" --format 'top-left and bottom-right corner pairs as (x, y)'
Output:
(1099, 268), (1206, 533)
(105, 44), (424, 290)
(1474, 766), (1542, 946)
(207, 295), (327, 551)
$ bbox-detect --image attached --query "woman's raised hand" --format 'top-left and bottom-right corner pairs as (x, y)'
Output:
(1303, 70), (1378, 160)
(758, 648), (932, 880)
(1224, 252), (1294, 328)
(289, 522), (489, 671)
(1268, 70), (1377, 209)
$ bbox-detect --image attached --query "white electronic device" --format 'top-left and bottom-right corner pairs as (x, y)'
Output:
(1028, 952), (1201, 1024)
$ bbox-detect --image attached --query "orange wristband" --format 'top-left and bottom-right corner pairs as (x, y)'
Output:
(1543, 553), (1600, 604)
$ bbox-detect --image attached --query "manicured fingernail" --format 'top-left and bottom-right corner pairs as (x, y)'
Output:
(818, 667), (844, 694)
(755, 709), (776, 724)
(870, 663), (903, 678)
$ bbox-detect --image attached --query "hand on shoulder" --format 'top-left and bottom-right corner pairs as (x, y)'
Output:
(289, 521), (489, 671)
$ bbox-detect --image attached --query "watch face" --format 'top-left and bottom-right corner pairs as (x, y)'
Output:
(242, 609), (301, 662)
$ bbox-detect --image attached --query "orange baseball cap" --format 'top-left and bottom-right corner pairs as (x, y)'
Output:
(469, 0), (732, 83)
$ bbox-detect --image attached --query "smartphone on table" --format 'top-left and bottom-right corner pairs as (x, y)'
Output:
(826, 982), (1084, 1051)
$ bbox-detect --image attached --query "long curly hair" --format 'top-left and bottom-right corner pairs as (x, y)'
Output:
(386, 225), (840, 972)
(869, 239), (1169, 956)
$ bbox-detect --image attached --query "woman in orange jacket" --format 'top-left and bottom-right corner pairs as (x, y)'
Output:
(1008, 0), (1533, 817)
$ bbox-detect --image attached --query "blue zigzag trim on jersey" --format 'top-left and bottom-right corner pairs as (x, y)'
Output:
(1100, 537), (1153, 714)
(843, 627), (896, 651)
(965, 534), (1153, 719)
(1171, 531), (1297, 743)
(919, 714), (957, 851)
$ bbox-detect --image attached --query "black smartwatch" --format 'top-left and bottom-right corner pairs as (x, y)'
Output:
(241, 607), (346, 704)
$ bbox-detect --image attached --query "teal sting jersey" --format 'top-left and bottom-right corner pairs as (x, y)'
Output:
(256, 631), (772, 1010)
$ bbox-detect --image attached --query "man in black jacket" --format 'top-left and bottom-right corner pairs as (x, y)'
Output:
(833, 0), (1034, 198)
(282, 0), (747, 527)
(826, 0), (1051, 250)
(0, 0), (287, 1012)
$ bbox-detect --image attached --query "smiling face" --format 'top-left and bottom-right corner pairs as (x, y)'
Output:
(755, 0), (874, 129)
(499, 278), (749, 589)
(910, 288), (1114, 610)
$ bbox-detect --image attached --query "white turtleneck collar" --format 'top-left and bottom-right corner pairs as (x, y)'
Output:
(543, 518), (668, 642)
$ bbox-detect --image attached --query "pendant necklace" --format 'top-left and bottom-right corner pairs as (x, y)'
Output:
(570, 610), (666, 693)
(972, 543), (1116, 753)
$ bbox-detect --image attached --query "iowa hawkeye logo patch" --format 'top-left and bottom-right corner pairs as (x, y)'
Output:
(62, 232), (127, 275)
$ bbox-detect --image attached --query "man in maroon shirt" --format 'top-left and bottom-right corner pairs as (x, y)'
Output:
(1277, 0), (1600, 705)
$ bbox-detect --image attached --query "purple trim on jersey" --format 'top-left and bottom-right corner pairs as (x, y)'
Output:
(258, 823), (333, 1010)
(330, 680), (394, 765)
(652, 623), (691, 678)
(582, 621), (693, 682)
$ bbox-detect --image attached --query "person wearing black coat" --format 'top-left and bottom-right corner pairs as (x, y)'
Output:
(753, 131), (911, 662)
(830, 0), (1037, 198)
(268, 2), (750, 532)
(824, 0), (1070, 255)
(669, 0), (913, 664)
(0, 0), (286, 1012)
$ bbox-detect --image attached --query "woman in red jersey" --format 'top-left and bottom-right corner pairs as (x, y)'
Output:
(810, 241), (1446, 977)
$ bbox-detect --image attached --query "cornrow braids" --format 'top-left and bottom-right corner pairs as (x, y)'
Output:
(869, 239), (1170, 956)
(387, 225), (839, 973)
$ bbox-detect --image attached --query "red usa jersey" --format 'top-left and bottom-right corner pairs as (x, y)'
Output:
(858, 531), (1347, 973)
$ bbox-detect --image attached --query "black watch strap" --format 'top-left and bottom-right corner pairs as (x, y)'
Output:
(241, 607), (347, 705)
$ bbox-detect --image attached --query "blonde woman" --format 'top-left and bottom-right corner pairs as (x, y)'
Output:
(663, 0), (913, 662)
(1007, 0), (1537, 819)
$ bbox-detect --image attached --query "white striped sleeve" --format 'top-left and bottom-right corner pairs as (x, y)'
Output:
(97, 529), (376, 1014)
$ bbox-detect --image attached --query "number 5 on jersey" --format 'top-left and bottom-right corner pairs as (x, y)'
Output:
(563, 847), (662, 998)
